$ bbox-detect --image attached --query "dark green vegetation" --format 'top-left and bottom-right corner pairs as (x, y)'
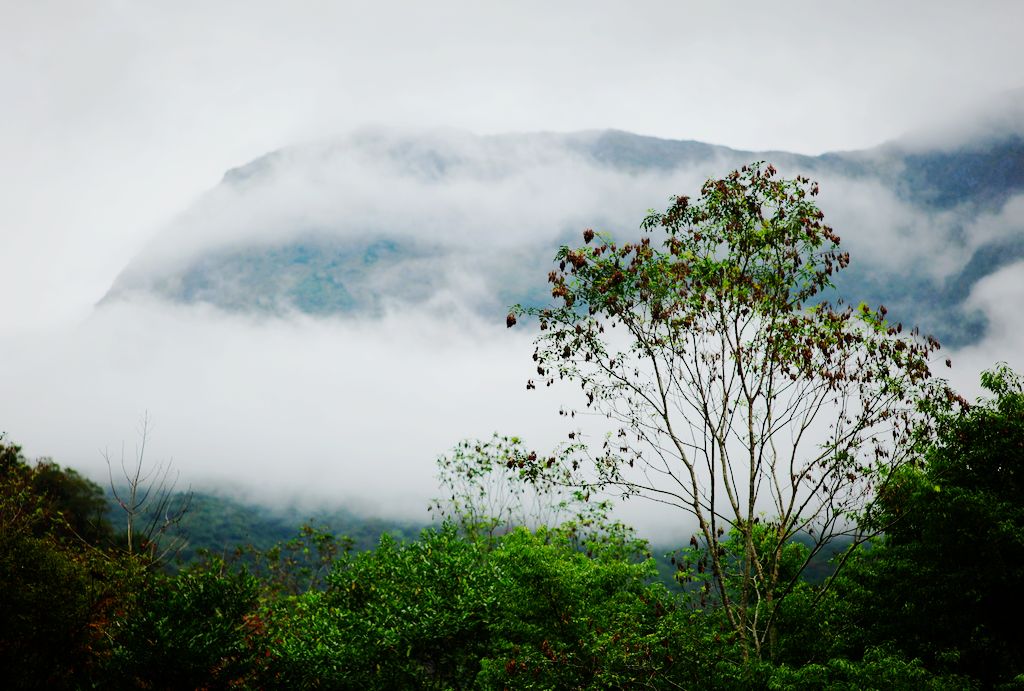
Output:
(141, 490), (422, 567)
(3, 371), (1021, 688)
(5, 166), (1024, 688)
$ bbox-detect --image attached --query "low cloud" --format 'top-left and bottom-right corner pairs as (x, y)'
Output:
(113, 129), (725, 287)
(946, 260), (1024, 397)
(0, 298), (570, 521)
(0, 294), (704, 540)
(814, 174), (964, 279)
(895, 88), (1024, 153)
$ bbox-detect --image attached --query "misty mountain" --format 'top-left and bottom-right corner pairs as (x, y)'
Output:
(103, 122), (1024, 348)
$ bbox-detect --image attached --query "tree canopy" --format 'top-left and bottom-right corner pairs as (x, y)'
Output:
(510, 163), (953, 657)
(829, 364), (1024, 686)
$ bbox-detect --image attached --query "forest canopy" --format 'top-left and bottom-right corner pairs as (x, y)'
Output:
(2, 166), (1021, 689)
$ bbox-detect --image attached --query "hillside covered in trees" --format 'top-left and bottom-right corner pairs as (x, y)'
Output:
(3, 369), (1021, 688)
(3, 166), (1023, 689)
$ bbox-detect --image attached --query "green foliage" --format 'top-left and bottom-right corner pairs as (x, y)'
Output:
(264, 524), (496, 688)
(431, 434), (571, 544)
(2, 166), (1020, 687)
(510, 163), (951, 657)
(30, 459), (113, 546)
(99, 563), (264, 688)
(0, 436), (118, 688)
(4, 410), (1020, 689)
(0, 529), (107, 689)
(432, 434), (649, 561)
(765, 647), (976, 690)
(1, 437), (113, 547)
(830, 365), (1024, 686)
(258, 522), (754, 689)
(163, 490), (420, 567)
(478, 527), (703, 689)
(237, 522), (353, 597)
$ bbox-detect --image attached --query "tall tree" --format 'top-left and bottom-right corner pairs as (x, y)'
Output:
(510, 163), (951, 657)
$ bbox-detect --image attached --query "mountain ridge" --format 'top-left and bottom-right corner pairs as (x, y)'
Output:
(102, 125), (1024, 348)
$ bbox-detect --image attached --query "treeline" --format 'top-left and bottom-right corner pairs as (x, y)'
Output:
(1, 365), (1021, 688)
(131, 491), (422, 567)
(101, 488), (843, 590)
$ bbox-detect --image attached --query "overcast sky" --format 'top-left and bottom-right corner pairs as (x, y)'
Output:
(1, 2), (1022, 532)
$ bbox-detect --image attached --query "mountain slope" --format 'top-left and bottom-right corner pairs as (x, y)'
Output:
(102, 124), (1024, 347)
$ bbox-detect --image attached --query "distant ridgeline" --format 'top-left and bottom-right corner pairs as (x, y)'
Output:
(102, 125), (1024, 348)
(109, 489), (847, 588)
(104, 489), (424, 567)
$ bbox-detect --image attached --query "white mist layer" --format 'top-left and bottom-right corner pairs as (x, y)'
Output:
(1, 277), (1019, 544)
(947, 260), (1024, 398)
(0, 299), (565, 521)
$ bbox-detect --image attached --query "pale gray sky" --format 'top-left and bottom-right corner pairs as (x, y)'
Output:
(2, 1), (1023, 328)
